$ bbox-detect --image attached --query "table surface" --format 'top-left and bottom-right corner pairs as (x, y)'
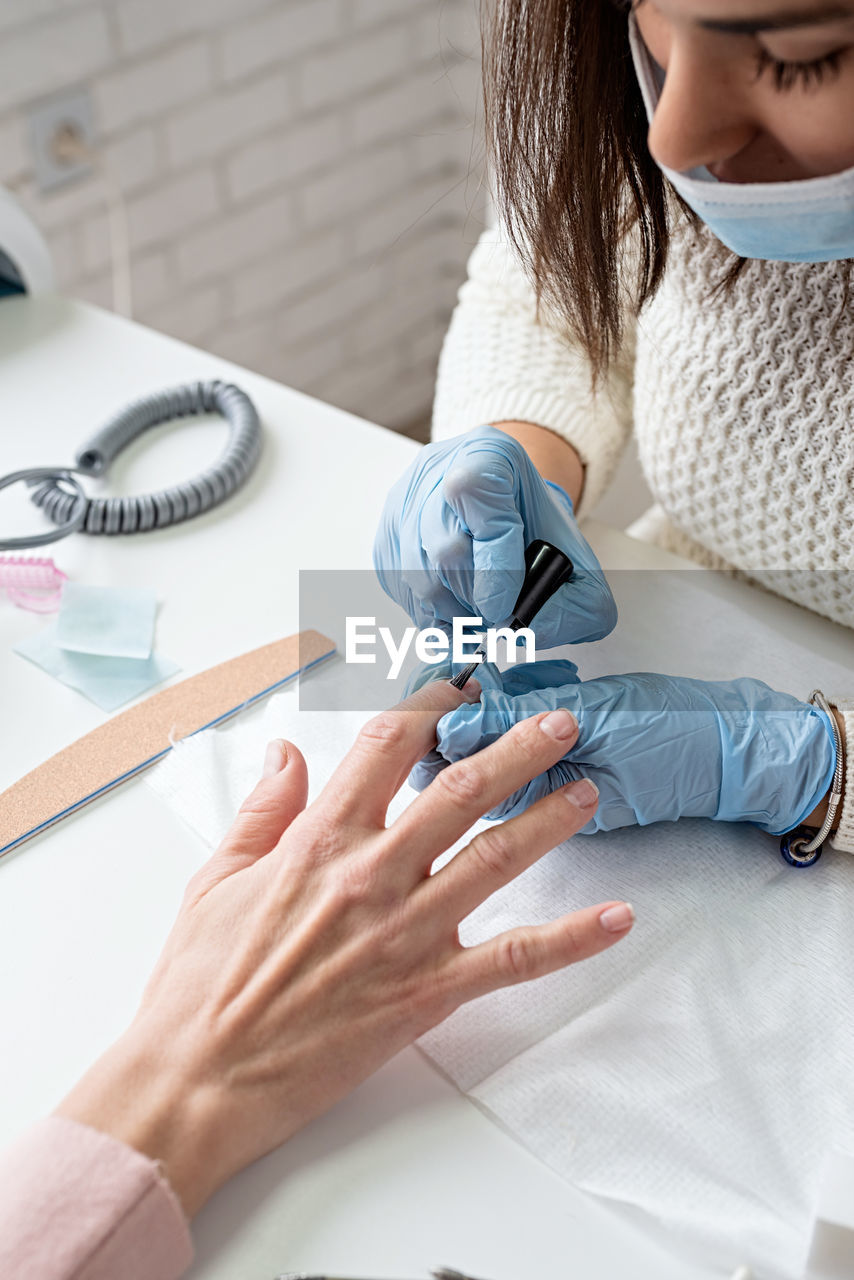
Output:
(1, 295), (850, 1280)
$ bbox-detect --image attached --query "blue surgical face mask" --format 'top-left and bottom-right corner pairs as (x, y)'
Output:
(628, 12), (854, 263)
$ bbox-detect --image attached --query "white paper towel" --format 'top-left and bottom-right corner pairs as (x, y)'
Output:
(805, 1146), (854, 1277)
(143, 659), (476, 847)
(144, 571), (854, 1279)
(144, 693), (384, 849)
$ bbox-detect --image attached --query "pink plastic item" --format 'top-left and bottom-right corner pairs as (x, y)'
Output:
(0, 555), (67, 613)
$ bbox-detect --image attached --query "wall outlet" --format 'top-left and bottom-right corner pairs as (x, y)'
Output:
(28, 86), (96, 193)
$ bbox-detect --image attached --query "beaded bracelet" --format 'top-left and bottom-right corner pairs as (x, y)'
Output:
(780, 690), (845, 868)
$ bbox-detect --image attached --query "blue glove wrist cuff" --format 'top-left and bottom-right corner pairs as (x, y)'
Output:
(544, 478), (574, 515)
(759, 706), (838, 837)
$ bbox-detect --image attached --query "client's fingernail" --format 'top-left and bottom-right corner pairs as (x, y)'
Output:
(567, 778), (599, 808)
(539, 708), (577, 741)
(263, 739), (287, 777)
(599, 903), (635, 933)
(461, 679), (481, 702)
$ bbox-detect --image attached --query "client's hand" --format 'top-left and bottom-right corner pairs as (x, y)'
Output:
(55, 680), (633, 1217)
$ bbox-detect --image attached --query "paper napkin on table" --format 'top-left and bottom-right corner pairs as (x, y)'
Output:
(143, 676), (454, 849)
(144, 572), (854, 1280)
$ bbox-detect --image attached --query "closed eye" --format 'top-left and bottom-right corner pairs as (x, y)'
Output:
(753, 44), (845, 88)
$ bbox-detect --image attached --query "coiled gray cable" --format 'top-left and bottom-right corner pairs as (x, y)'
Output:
(28, 380), (261, 538)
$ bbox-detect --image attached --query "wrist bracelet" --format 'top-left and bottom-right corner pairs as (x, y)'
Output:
(779, 689), (844, 868)
(828, 696), (854, 854)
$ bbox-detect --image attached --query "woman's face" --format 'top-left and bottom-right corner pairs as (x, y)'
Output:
(633, 0), (854, 180)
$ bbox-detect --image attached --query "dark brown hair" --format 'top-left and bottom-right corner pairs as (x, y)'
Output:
(480, 0), (671, 377)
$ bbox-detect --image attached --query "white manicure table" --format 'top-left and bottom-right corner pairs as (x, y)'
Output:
(1, 295), (851, 1280)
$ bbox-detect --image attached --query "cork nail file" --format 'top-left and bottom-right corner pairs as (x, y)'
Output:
(0, 629), (335, 859)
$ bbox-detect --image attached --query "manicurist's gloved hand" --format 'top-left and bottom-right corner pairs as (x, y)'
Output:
(410, 669), (838, 836)
(374, 425), (616, 647)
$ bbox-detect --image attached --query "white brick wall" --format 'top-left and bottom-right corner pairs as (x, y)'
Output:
(0, 0), (485, 432)
(220, 0), (340, 82)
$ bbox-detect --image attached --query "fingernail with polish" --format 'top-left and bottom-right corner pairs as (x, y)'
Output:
(263, 738), (287, 778)
(567, 778), (599, 808)
(600, 902), (635, 933)
(539, 708), (578, 741)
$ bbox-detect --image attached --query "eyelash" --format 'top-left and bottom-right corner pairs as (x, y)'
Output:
(753, 46), (844, 91)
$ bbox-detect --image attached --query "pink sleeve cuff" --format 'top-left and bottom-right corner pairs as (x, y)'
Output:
(0, 1115), (193, 1280)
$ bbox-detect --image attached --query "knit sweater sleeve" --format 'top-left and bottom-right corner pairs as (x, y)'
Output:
(829, 699), (854, 855)
(432, 219), (636, 517)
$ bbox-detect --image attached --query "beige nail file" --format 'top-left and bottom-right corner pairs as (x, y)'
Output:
(0, 629), (335, 859)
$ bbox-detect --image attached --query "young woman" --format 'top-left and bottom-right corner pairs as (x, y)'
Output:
(375, 0), (853, 858)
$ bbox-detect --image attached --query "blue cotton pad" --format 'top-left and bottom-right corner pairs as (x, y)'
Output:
(15, 622), (180, 711)
(57, 583), (157, 659)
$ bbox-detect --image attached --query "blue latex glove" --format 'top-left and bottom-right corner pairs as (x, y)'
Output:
(404, 656), (581, 782)
(403, 654), (581, 700)
(410, 667), (837, 837)
(374, 425), (617, 647)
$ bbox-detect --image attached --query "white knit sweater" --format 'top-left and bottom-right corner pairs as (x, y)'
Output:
(432, 217), (854, 853)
